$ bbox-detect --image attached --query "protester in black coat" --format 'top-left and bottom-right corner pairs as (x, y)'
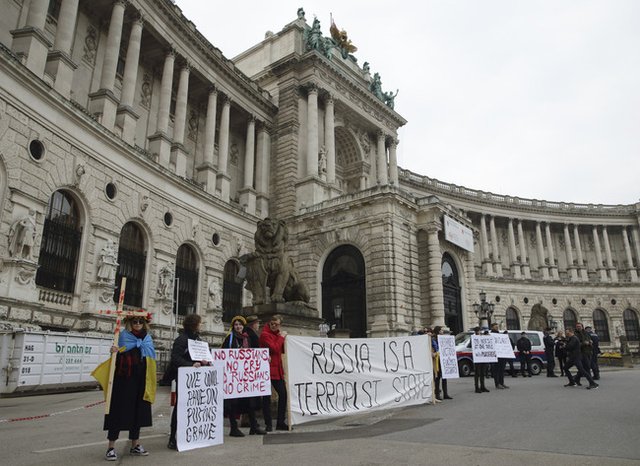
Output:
(490, 324), (508, 389)
(586, 326), (601, 380)
(167, 314), (210, 450)
(543, 328), (557, 377)
(516, 332), (533, 377)
(554, 331), (567, 376)
(574, 323), (594, 385)
(473, 327), (489, 393)
(564, 328), (598, 389)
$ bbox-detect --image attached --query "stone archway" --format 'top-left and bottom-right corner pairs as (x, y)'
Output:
(527, 304), (549, 331)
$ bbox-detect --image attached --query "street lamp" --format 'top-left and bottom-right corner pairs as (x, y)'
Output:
(334, 304), (343, 329)
(472, 291), (495, 329)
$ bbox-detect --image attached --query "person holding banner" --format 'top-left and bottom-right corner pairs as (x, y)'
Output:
(260, 314), (289, 431)
(167, 314), (210, 450)
(101, 315), (156, 461)
(222, 316), (267, 437)
(490, 323), (508, 389)
(432, 326), (452, 401)
(473, 327), (489, 393)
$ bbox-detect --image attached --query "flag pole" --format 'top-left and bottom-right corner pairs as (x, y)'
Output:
(105, 277), (127, 414)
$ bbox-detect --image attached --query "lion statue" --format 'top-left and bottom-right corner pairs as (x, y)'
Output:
(242, 218), (310, 305)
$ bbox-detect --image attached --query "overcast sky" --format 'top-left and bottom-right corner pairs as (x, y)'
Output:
(176, 1), (639, 205)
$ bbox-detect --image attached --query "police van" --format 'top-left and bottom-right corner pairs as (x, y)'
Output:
(454, 330), (547, 377)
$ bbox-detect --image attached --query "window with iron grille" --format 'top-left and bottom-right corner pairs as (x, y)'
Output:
(114, 222), (146, 307)
(623, 309), (640, 341)
(592, 309), (610, 342)
(175, 244), (198, 316)
(222, 260), (242, 323)
(563, 308), (578, 332)
(506, 307), (521, 330)
(35, 191), (82, 293)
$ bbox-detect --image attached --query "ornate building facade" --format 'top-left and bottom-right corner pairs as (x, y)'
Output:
(0, 1), (638, 353)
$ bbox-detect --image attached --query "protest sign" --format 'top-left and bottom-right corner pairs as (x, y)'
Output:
(471, 335), (498, 363)
(176, 364), (224, 452)
(188, 339), (214, 364)
(286, 335), (432, 425)
(492, 333), (516, 359)
(437, 335), (459, 379)
(211, 348), (271, 399)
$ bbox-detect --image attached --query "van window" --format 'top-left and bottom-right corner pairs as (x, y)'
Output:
(455, 333), (470, 345)
(527, 333), (541, 346)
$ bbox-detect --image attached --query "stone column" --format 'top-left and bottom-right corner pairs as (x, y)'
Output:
(535, 222), (549, 280)
(507, 219), (521, 278)
(376, 131), (388, 185)
(45, 0), (79, 98)
(10, 0), (52, 77)
(89, 0), (126, 130)
(517, 220), (531, 278)
(324, 96), (336, 184)
(573, 225), (588, 281)
(148, 48), (175, 168)
(593, 226), (607, 282)
(170, 64), (190, 176)
(216, 96), (231, 202)
(602, 226), (617, 282)
(306, 86), (319, 177)
(388, 138), (399, 185)
(427, 225), (445, 327)
(480, 215), (494, 276)
(545, 223), (559, 280)
(116, 15), (143, 144)
(632, 228), (640, 274)
(622, 227), (638, 282)
(239, 117), (257, 214)
(489, 216), (503, 276)
(197, 87), (218, 194)
(564, 224), (578, 281)
(255, 125), (271, 217)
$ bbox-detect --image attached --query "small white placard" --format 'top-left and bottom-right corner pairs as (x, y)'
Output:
(471, 335), (498, 363)
(188, 339), (214, 363)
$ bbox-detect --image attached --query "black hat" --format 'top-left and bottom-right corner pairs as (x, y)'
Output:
(245, 315), (259, 324)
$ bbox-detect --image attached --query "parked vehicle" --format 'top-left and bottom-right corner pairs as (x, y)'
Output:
(455, 330), (547, 377)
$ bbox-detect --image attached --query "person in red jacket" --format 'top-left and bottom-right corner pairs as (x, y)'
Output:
(259, 314), (288, 431)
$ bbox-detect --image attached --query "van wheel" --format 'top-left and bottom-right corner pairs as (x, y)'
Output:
(459, 360), (472, 377)
(530, 360), (542, 376)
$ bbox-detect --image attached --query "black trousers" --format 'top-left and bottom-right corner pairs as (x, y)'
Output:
(474, 363), (487, 389)
(565, 355), (595, 386)
(591, 353), (600, 379)
(546, 351), (556, 375)
(263, 379), (287, 427)
(519, 353), (532, 375)
(107, 427), (140, 442)
(574, 354), (594, 385)
(434, 367), (448, 397)
(557, 355), (566, 375)
(492, 359), (506, 386)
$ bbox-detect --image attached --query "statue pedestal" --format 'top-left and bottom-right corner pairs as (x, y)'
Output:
(0, 258), (39, 302)
(244, 302), (322, 333)
(85, 281), (116, 312)
(327, 328), (351, 338)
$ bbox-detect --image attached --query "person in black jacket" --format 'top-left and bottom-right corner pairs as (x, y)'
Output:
(167, 314), (211, 450)
(472, 327), (489, 393)
(543, 328), (557, 377)
(586, 326), (601, 380)
(574, 322), (594, 385)
(554, 331), (567, 376)
(490, 324), (508, 389)
(516, 332), (533, 377)
(564, 328), (598, 389)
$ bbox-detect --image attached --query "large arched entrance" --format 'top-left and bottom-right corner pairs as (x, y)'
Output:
(322, 245), (367, 337)
(442, 253), (463, 334)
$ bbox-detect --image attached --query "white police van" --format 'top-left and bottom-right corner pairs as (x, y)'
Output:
(454, 330), (547, 377)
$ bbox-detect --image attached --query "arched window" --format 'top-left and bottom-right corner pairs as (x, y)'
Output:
(506, 307), (521, 330)
(114, 222), (146, 307)
(322, 245), (367, 338)
(623, 309), (640, 342)
(563, 308), (578, 331)
(592, 309), (610, 343)
(175, 244), (198, 316)
(36, 190), (82, 293)
(442, 253), (464, 335)
(222, 260), (243, 322)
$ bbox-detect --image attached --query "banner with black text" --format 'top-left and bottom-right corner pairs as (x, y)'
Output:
(286, 335), (433, 425)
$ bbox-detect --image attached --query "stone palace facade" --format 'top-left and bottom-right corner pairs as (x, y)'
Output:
(0, 0), (638, 353)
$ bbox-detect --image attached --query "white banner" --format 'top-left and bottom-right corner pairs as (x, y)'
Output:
(211, 348), (271, 399)
(176, 364), (224, 452)
(444, 215), (474, 252)
(286, 335), (432, 425)
(471, 335), (498, 363)
(492, 334), (516, 359)
(188, 339), (214, 364)
(437, 335), (460, 379)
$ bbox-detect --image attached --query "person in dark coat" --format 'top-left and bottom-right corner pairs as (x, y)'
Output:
(490, 324), (508, 389)
(586, 326), (601, 380)
(472, 327), (489, 393)
(260, 314), (289, 430)
(574, 322), (594, 385)
(222, 315), (266, 437)
(432, 326), (453, 401)
(554, 331), (567, 376)
(516, 332), (533, 377)
(563, 328), (598, 389)
(543, 328), (557, 377)
(103, 314), (156, 461)
(167, 314), (210, 450)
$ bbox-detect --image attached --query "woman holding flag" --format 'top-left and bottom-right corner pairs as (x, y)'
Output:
(99, 314), (156, 461)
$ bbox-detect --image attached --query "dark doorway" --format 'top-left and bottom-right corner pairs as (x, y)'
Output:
(322, 245), (367, 338)
(442, 253), (463, 334)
